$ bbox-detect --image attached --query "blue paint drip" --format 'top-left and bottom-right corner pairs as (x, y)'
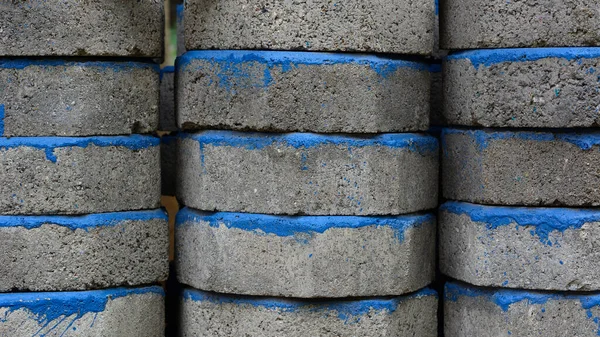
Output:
(160, 66), (175, 80)
(434, 0), (439, 15)
(176, 4), (184, 23)
(447, 47), (600, 69)
(180, 130), (438, 155)
(0, 104), (4, 136)
(176, 207), (434, 243)
(0, 59), (159, 72)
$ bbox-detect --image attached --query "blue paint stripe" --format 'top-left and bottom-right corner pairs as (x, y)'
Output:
(0, 59), (160, 72)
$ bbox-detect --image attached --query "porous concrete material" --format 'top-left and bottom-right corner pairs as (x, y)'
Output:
(440, 201), (600, 291)
(444, 48), (600, 128)
(0, 60), (159, 136)
(440, 0), (600, 49)
(0, 0), (163, 57)
(0, 286), (164, 337)
(442, 128), (600, 206)
(159, 66), (176, 132)
(0, 210), (168, 292)
(177, 131), (439, 215)
(177, 51), (431, 133)
(0, 135), (160, 215)
(176, 208), (435, 298)
(161, 136), (177, 196)
(180, 287), (438, 337)
(184, 0), (434, 55)
(445, 282), (600, 337)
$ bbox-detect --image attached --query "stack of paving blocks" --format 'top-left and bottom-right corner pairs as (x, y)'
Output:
(0, 2), (167, 336)
(440, 1), (600, 336)
(175, 1), (439, 335)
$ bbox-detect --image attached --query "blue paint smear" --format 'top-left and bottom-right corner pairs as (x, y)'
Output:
(176, 4), (184, 23)
(434, 0), (439, 15)
(176, 207), (434, 242)
(442, 128), (600, 151)
(184, 287), (437, 323)
(160, 66), (175, 80)
(0, 59), (159, 72)
(0, 135), (159, 162)
(429, 63), (441, 73)
(180, 130), (438, 155)
(447, 47), (600, 69)
(0, 209), (167, 231)
(0, 104), (4, 136)
(441, 201), (600, 246)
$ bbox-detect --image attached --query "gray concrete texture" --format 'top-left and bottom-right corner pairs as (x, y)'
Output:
(442, 128), (600, 206)
(0, 60), (159, 136)
(177, 4), (186, 57)
(439, 201), (600, 291)
(443, 49), (600, 128)
(180, 287), (438, 337)
(175, 208), (435, 298)
(445, 282), (600, 337)
(0, 287), (164, 337)
(177, 51), (431, 133)
(440, 0), (600, 49)
(0, 0), (163, 57)
(159, 67), (176, 132)
(0, 210), (168, 292)
(177, 131), (439, 215)
(184, 0), (435, 55)
(0, 136), (160, 215)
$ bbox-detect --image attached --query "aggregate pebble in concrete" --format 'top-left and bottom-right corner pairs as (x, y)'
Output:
(445, 282), (600, 337)
(0, 60), (159, 136)
(184, 0), (434, 55)
(444, 48), (600, 128)
(442, 128), (600, 206)
(0, 135), (160, 215)
(0, 286), (164, 337)
(159, 66), (176, 132)
(177, 131), (439, 215)
(180, 287), (438, 337)
(177, 51), (431, 133)
(0, 0), (163, 57)
(440, 0), (600, 49)
(0, 210), (168, 292)
(176, 208), (435, 298)
(440, 201), (600, 291)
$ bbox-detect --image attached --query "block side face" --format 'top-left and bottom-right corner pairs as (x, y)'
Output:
(0, 1), (164, 57)
(184, 0), (434, 54)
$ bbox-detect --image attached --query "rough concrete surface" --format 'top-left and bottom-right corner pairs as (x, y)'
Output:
(0, 0), (163, 57)
(444, 48), (600, 128)
(440, 201), (600, 291)
(445, 282), (600, 337)
(184, 0), (434, 54)
(441, 0), (600, 49)
(0, 286), (164, 337)
(180, 287), (438, 336)
(159, 67), (176, 132)
(0, 210), (168, 292)
(0, 135), (160, 215)
(0, 60), (159, 136)
(176, 208), (435, 298)
(442, 128), (600, 206)
(177, 131), (439, 215)
(177, 51), (431, 133)
(177, 4), (186, 56)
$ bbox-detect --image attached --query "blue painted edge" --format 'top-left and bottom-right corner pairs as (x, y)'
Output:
(160, 66), (175, 80)
(446, 47), (600, 69)
(184, 287), (437, 319)
(0, 135), (160, 149)
(0, 59), (160, 72)
(176, 4), (184, 22)
(0, 286), (164, 325)
(176, 207), (434, 242)
(179, 130), (439, 155)
(0, 209), (167, 230)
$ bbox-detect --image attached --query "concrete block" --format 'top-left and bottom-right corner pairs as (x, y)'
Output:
(176, 4), (186, 57)
(442, 128), (600, 206)
(184, 0), (434, 55)
(177, 131), (439, 215)
(0, 135), (160, 215)
(0, 286), (164, 337)
(440, 0), (600, 49)
(445, 282), (600, 337)
(0, 0), (163, 57)
(0, 210), (168, 292)
(159, 66), (176, 132)
(177, 51), (431, 133)
(180, 287), (438, 337)
(161, 136), (177, 197)
(444, 48), (600, 128)
(440, 201), (600, 291)
(176, 207), (435, 298)
(0, 60), (159, 136)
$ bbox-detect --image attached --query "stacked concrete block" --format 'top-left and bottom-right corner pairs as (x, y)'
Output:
(0, 3), (166, 335)
(176, 1), (439, 335)
(440, 3), (600, 336)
